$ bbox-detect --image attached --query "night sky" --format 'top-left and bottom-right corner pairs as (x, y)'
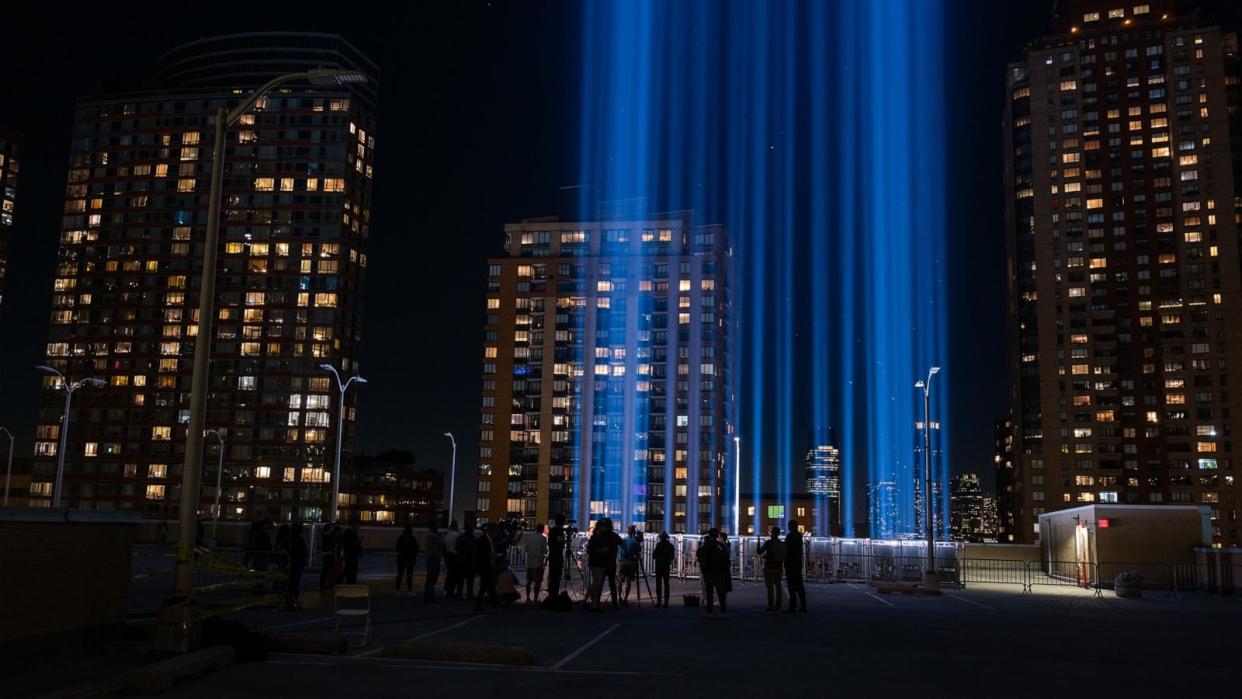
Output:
(2, 1), (1239, 503)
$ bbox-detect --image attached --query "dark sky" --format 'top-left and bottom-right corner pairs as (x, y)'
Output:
(3, 1), (1239, 502)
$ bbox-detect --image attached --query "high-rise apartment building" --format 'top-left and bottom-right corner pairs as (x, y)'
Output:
(1005, 1), (1242, 545)
(0, 132), (18, 309)
(993, 416), (1019, 542)
(476, 213), (732, 533)
(31, 34), (378, 521)
(805, 432), (842, 535)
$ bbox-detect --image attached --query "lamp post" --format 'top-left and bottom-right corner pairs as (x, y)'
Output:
(36, 366), (104, 508)
(443, 432), (457, 528)
(733, 435), (741, 535)
(1, 427), (13, 507)
(321, 363), (367, 523)
(204, 430), (225, 544)
(915, 366), (941, 590)
(171, 68), (369, 598)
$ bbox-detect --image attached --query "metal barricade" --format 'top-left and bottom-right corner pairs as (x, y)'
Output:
(190, 547), (288, 601)
(959, 558), (1031, 593)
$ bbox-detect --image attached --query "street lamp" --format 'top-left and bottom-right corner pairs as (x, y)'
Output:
(36, 366), (105, 508)
(321, 363), (367, 523)
(733, 435), (741, 536)
(443, 432), (457, 527)
(915, 365), (941, 591)
(1, 427), (14, 507)
(173, 68), (369, 597)
(204, 430), (225, 545)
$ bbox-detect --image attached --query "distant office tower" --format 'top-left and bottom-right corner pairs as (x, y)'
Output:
(980, 495), (1000, 542)
(0, 132), (17, 309)
(993, 416), (1018, 542)
(1005, 1), (1242, 545)
(911, 470), (944, 538)
(868, 480), (899, 539)
(32, 34), (378, 521)
(805, 432), (842, 535)
(476, 212), (732, 533)
(950, 473), (986, 543)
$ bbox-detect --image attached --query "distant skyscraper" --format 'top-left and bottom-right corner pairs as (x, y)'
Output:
(994, 416), (1019, 542)
(950, 473), (985, 543)
(32, 34), (378, 520)
(805, 430), (842, 535)
(0, 132), (17, 310)
(476, 212), (732, 533)
(868, 480), (898, 539)
(980, 494), (1000, 542)
(1005, 0), (1242, 545)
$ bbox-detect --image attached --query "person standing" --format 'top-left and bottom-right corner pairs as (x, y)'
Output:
(618, 525), (642, 606)
(319, 522), (339, 590)
(523, 523), (548, 604)
(396, 524), (419, 595)
(285, 522), (308, 611)
(443, 520), (461, 598)
(455, 525), (477, 599)
(697, 528), (730, 615)
(757, 526), (786, 613)
(585, 521), (610, 611)
(340, 520), (362, 585)
(546, 514), (567, 598)
(423, 525), (444, 603)
(474, 525), (498, 611)
(784, 519), (807, 612)
(652, 530), (675, 608)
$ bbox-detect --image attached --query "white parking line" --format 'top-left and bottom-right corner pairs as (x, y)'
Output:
(354, 615), (482, 658)
(551, 623), (620, 671)
(864, 591), (895, 607)
(946, 594), (996, 611)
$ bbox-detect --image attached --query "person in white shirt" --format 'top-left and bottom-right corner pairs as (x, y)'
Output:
(523, 523), (549, 603)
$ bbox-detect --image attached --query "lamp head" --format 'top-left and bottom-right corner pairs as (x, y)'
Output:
(929, 366), (941, 376)
(354, 376), (368, 385)
(443, 432), (453, 438)
(84, 378), (106, 387)
(306, 69), (369, 86)
(318, 363), (334, 372)
(36, 365), (57, 375)
(914, 380), (925, 389)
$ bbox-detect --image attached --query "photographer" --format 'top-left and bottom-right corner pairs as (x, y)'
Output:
(546, 514), (567, 597)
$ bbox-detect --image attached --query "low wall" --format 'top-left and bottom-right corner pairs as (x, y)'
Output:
(962, 543), (1040, 563)
(0, 509), (140, 655)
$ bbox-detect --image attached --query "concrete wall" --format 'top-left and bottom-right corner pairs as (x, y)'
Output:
(0, 510), (139, 648)
(962, 542), (1040, 562)
(1039, 505), (1207, 565)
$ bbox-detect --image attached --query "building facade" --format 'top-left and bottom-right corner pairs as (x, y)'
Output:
(31, 33), (378, 522)
(805, 433), (843, 535)
(949, 472), (986, 542)
(743, 493), (818, 536)
(1005, 1), (1242, 546)
(340, 451), (443, 526)
(0, 132), (17, 310)
(476, 213), (732, 533)
(993, 416), (1019, 542)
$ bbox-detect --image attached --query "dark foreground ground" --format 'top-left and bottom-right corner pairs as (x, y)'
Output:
(7, 547), (1240, 698)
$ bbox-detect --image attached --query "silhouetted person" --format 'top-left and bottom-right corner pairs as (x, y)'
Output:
(546, 514), (567, 598)
(319, 522), (339, 589)
(285, 522), (307, 611)
(474, 525), (499, 611)
(455, 525), (477, 599)
(757, 526), (786, 613)
(396, 524), (419, 595)
(785, 519), (807, 612)
(619, 525), (641, 605)
(523, 523), (548, 603)
(158, 521), (168, 548)
(697, 528), (730, 615)
(340, 520), (362, 585)
(424, 525), (444, 603)
(653, 530), (675, 607)
(587, 519), (622, 610)
(444, 520), (461, 598)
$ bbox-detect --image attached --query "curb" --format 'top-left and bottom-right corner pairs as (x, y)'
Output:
(123, 645), (235, 694)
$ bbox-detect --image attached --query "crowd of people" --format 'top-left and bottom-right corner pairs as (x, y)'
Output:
(242, 514), (813, 616)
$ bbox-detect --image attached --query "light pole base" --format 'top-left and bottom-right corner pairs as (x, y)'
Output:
(923, 571), (941, 591)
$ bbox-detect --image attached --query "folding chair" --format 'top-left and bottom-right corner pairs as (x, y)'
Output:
(333, 584), (371, 647)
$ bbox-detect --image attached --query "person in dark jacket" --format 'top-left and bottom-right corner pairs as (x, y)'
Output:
(697, 528), (730, 615)
(423, 526), (444, 603)
(784, 520), (806, 612)
(455, 525), (477, 599)
(546, 513), (567, 598)
(319, 522), (340, 589)
(396, 525), (419, 595)
(340, 520), (362, 585)
(652, 530), (675, 607)
(474, 525), (498, 611)
(757, 526), (786, 613)
(284, 521), (308, 611)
